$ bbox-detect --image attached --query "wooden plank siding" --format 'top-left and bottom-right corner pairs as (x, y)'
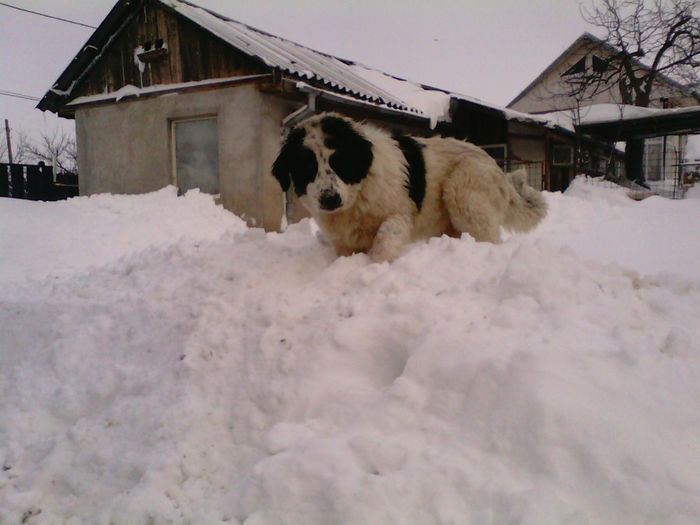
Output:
(73, 0), (269, 99)
(444, 100), (508, 146)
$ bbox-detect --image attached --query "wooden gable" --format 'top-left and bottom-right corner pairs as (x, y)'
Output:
(73, 0), (270, 99)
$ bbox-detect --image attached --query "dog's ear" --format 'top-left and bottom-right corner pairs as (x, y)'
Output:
(321, 116), (373, 185)
(272, 147), (291, 192)
(272, 127), (307, 193)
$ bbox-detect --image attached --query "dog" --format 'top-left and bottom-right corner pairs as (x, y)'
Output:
(272, 112), (547, 262)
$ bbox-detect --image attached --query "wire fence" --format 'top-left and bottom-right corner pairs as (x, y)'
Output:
(507, 160), (545, 191)
(644, 145), (692, 199)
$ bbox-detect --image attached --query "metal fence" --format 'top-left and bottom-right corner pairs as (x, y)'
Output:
(574, 140), (697, 200)
(507, 160), (545, 191)
(644, 147), (688, 200)
(480, 145), (545, 191)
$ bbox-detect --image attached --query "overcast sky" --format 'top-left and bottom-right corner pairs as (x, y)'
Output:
(0, 0), (592, 143)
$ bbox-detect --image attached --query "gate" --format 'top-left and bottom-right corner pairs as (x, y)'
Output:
(506, 160), (545, 191)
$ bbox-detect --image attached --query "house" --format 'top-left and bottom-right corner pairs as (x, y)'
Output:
(508, 33), (700, 114)
(507, 32), (700, 189)
(38, 0), (585, 230)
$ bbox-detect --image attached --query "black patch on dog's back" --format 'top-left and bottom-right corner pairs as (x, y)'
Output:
(393, 134), (426, 211)
(320, 116), (373, 185)
(272, 127), (318, 197)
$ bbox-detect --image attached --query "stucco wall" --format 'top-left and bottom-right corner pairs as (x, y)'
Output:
(74, 84), (299, 231)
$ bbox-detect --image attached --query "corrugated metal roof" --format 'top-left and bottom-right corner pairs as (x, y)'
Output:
(160, 0), (429, 116)
(38, 0), (453, 123)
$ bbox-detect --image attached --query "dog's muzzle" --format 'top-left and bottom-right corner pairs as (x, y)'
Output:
(319, 190), (342, 211)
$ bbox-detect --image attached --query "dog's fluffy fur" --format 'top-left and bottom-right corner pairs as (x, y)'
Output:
(272, 112), (547, 262)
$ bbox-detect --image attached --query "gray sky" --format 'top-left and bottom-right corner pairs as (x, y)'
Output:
(0, 0), (591, 144)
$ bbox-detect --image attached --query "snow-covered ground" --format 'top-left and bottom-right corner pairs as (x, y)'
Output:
(1, 179), (699, 524)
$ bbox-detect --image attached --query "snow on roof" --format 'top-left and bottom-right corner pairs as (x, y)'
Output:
(347, 66), (451, 127)
(509, 104), (700, 142)
(66, 75), (272, 106)
(521, 109), (576, 133)
(500, 106), (576, 135)
(159, 0), (451, 122)
(577, 103), (700, 125)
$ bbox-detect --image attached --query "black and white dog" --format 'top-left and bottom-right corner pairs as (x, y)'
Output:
(272, 112), (547, 262)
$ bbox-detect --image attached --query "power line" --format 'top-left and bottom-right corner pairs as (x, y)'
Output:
(0, 89), (40, 101)
(0, 2), (96, 29)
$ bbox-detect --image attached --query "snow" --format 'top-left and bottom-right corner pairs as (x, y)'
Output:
(578, 103), (700, 125)
(349, 66), (451, 128)
(1, 178), (700, 524)
(517, 104), (700, 138)
(511, 108), (575, 132)
(67, 76), (272, 107)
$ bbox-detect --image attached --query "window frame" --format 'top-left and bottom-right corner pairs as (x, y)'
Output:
(169, 114), (220, 194)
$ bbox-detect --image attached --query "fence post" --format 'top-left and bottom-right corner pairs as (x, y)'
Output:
(9, 164), (25, 198)
(0, 164), (9, 197)
(4, 120), (13, 164)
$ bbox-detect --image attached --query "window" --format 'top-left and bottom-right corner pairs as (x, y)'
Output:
(562, 55), (608, 77)
(563, 57), (586, 76)
(591, 55), (608, 73)
(171, 117), (219, 194)
(552, 145), (574, 166)
(644, 139), (665, 182)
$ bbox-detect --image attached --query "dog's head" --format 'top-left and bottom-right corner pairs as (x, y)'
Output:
(272, 113), (373, 214)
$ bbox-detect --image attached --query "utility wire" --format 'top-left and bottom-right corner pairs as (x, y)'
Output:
(0, 2), (96, 29)
(0, 89), (41, 101)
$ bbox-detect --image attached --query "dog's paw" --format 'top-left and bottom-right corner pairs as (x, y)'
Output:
(369, 243), (400, 263)
(369, 214), (413, 263)
(315, 229), (333, 247)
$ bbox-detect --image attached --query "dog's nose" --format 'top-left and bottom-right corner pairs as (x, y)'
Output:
(319, 191), (342, 211)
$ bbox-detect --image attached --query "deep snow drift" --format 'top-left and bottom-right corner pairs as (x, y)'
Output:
(1, 180), (699, 524)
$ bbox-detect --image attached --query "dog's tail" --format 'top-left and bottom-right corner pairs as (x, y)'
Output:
(503, 169), (548, 233)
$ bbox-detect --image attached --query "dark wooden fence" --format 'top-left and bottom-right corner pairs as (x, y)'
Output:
(0, 163), (79, 201)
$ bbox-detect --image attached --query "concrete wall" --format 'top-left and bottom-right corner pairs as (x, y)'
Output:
(75, 84), (301, 231)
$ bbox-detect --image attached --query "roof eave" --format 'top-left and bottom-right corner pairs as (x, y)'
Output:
(576, 110), (700, 140)
(293, 82), (435, 126)
(37, 0), (145, 114)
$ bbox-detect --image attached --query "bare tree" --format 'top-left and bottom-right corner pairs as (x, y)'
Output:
(23, 129), (78, 173)
(0, 125), (76, 172)
(575, 0), (700, 181)
(0, 129), (31, 164)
